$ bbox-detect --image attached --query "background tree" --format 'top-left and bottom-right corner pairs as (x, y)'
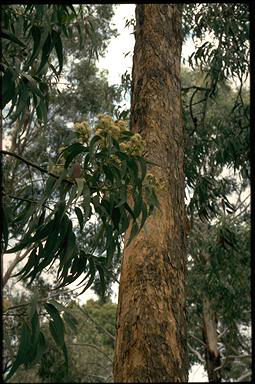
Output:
(181, 4), (250, 379)
(4, 276), (116, 383)
(181, 67), (250, 381)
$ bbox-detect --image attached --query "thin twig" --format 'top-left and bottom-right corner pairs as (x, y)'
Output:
(1, 149), (73, 185)
(236, 370), (252, 382)
(188, 342), (205, 364)
(77, 305), (115, 342)
(68, 343), (113, 363)
(3, 193), (53, 211)
(189, 332), (207, 347)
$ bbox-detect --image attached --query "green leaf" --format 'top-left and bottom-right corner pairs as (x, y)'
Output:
(49, 321), (69, 369)
(52, 30), (63, 75)
(66, 184), (78, 209)
(105, 227), (116, 264)
(75, 178), (85, 201)
(32, 332), (47, 365)
(120, 130), (133, 139)
(79, 257), (96, 294)
(127, 221), (139, 246)
(61, 228), (76, 265)
(133, 190), (142, 219)
(37, 32), (53, 74)
(5, 323), (32, 381)
(10, 83), (30, 123)
(32, 217), (54, 243)
(36, 99), (48, 125)
(97, 264), (106, 297)
(31, 310), (40, 344)
(89, 135), (101, 159)
(21, 73), (43, 98)
(24, 25), (42, 69)
(82, 183), (91, 219)
(1, 29), (26, 47)
(2, 68), (16, 108)
(139, 200), (148, 232)
(45, 175), (57, 195)
(127, 158), (139, 186)
(119, 208), (130, 233)
(124, 202), (136, 221)
(44, 303), (65, 346)
(137, 156), (147, 181)
(1, 204), (9, 251)
(63, 312), (78, 333)
(42, 202), (66, 256)
(13, 248), (37, 278)
(112, 207), (121, 229)
(63, 142), (88, 169)
(75, 206), (84, 231)
(66, 4), (77, 14)
(52, 168), (68, 193)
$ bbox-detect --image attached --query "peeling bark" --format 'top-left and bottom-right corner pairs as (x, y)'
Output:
(202, 296), (222, 382)
(113, 5), (188, 382)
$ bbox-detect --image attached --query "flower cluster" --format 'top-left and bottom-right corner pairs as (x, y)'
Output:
(96, 115), (145, 156)
(120, 133), (145, 156)
(144, 172), (165, 191)
(96, 115), (128, 140)
(74, 121), (91, 143)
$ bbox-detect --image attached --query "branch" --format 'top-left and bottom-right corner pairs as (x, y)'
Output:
(236, 370), (252, 382)
(188, 342), (205, 364)
(77, 305), (115, 342)
(217, 326), (228, 340)
(189, 332), (207, 347)
(2, 244), (35, 287)
(214, 354), (251, 372)
(68, 343), (113, 363)
(3, 193), (53, 211)
(182, 85), (210, 92)
(1, 149), (73, 185)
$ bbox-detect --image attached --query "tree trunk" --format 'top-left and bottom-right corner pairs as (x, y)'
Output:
(202, 296), (222, 382)
(114, 5), (188, 382)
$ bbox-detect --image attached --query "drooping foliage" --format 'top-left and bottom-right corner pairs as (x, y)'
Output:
(1, 4), (159, 380)
(180, 5), (250, 379)
(4, 278), (116, 383)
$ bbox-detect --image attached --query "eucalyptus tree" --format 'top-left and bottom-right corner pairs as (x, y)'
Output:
(114, 3), (249, 382)
(181, 66), (250, 381)
(2, 5), (159, 381)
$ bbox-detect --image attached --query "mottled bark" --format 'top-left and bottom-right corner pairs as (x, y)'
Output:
(114, 5), (188, 382)
(198, 222), (221, 382)
(202, 296), (221, 382)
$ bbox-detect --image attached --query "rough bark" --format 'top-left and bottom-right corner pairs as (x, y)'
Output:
(114, 5), (188, 382)
(202, 296), (221, 382)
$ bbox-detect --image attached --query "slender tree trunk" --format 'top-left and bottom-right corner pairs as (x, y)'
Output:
(202, 296), (222, 382)
(114, 5), (188, 382)
(198, 222), (222, 382)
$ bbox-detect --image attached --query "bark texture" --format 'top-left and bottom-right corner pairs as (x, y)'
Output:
(114, 5), (188, 382)
(202, 297), (221, 382)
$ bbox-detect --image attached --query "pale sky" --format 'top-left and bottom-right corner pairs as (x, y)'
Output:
(98, 4), (195, 87)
